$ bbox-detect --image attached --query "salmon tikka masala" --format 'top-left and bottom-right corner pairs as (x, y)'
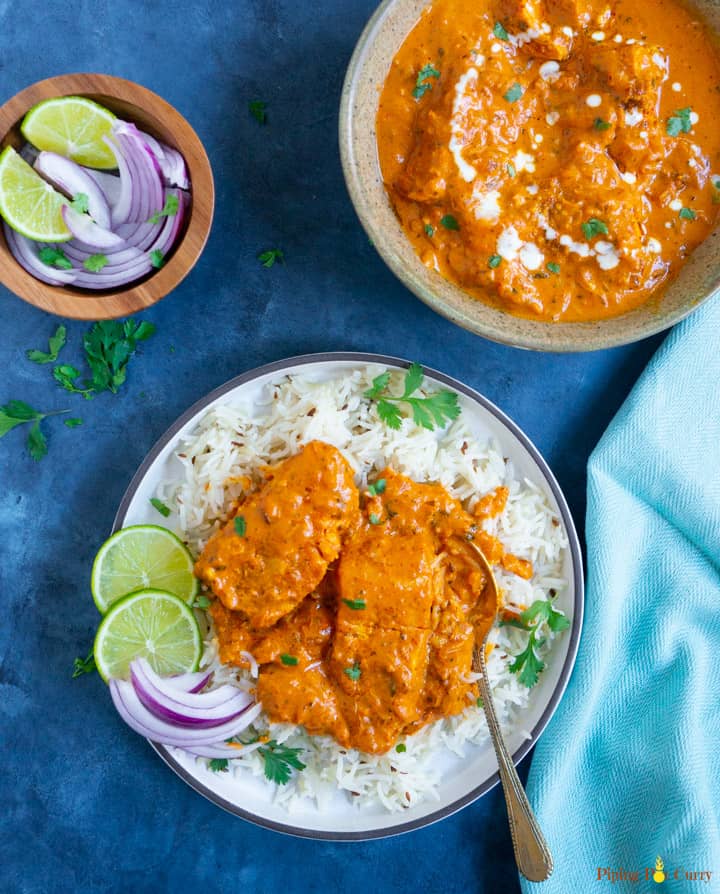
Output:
(194, 440), (532, 755)
(376, 0), (720, 322)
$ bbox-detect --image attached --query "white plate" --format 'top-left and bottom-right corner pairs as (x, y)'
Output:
(114, 352), (584, 839)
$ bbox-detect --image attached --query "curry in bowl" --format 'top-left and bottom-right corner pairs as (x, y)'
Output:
(376, 0), (720, 322)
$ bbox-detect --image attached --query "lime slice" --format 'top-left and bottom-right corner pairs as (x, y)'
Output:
(91, 524), (199, 613)
(0, 146), (71, 241)
(21, 96), (117, 170)
(94, 589), (202, 682)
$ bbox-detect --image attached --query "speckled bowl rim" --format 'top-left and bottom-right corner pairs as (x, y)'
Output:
(113, 352), (585, 840)
(339, 0), (720, 352)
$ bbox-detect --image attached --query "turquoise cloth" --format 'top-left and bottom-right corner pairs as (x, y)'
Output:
(520, 297), (720, 891)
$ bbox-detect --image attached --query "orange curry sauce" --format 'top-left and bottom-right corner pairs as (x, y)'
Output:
(195, 442), (529, 755)
(376, 0), (720, 321)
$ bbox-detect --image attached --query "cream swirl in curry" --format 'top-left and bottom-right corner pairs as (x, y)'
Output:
(376, 0), (720, 321)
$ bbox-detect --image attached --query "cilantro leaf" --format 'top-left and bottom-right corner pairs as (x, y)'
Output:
(64, 417), (83, 428)
(83, 254), (108, 273)
(280, 654), (298, 666)
(488, 254), (502, 269)
(26, 325), (67, 364)
(364, 371), (391, 399)
(208, 758), (229, 772)
(249, 100), (268, 124)
(503, 82), (523, 103)
(440, 214), (459, 231)
(666, 106), (692, 137)
(493, 21), (509, 40)
(424, 223), (434, 236)
(148, 194), (179, 225)
(80, 320), (156, 395)
(506, 162), (516, 177)
(679, 207), (696, 220)
(53, 364), (94, 399)
(369, 512), (383, 525)
(507, 599), (570, 688)
(234, 515), (246, 537)
(150, 249), (164, 269)
(72, 650), (96, 678)
(376, 399), (403, 429)
(258, 248), (284, 268)
(401, 362), (424, 398)
(258, 740), (306, 785)
(27, 420), (47, 460)
(342, 598), (366, 610)
(150, 497), (171, 517)
(593, 118), (611, 131)
(70, 193), (89, 214)
(344, 663), (362, 681)
(38, 247), (72, 270)
(193, 594), (212, 610)
(546, 262), (561, 274)
(413, 63), (440, 100)
(509, 639), (545, 688)
(395, 742), (407, 753)
(581, 218), (609, 240)
(367, 478), (386, 496)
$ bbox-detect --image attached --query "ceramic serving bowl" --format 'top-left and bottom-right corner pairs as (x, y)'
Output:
(339, 0), (720, 352)
(0, 73), (214, 320)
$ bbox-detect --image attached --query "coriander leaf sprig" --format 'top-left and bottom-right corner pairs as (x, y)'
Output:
(72, 650), (97, 678)
(26, 324), (66, 365)
(364, 363), (461, 431)
(413, 64), (440, 100)
(502, 599), (570, 688)
(258, 740), (306, 785)
(0, 400), (69, 460)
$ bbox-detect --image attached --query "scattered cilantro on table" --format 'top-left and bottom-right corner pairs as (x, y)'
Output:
(249, 100), (268, 124)
(364, 362), (461, 431)
(72, 650), (97, 678)
(258, 248), (284, 268)
(0, 400), (68, 461)
(26, 325), (66, 365)
(502, 600), (571, 688)
(258, 740), (306, 785)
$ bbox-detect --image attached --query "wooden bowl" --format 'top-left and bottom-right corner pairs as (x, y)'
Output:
(0, 73), (214, 320)
(339, 0), (720, 351)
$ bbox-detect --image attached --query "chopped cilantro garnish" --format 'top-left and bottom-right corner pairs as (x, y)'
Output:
(477, 696), (484, 708)
(249, 100), (268, 124)
(503, 83), (523, 103)
(38, 247), (72, 270)
(64, 417), (83, 428)
(424, 223), (435, 237)
(83, 253), (108, 273)
(493, 21), (509, 40)
(234, 515), (246, 537)
(593, 117), (611, 131)
(0, 399), (68, 461)
(488, 254), (502, 269)
(440, 214), (459, 231)
(258, 248), (284, 268)
(666, 107), (693, 137)
(546, 262), (561, 274)
(193, 595), (211, 610)
(412, 63), (440, 100)
(280, 654), (298, 666)
(507, 600), (571, 688)
(395, 743), (407, 753)
(364, 362), (461, 432)
(369, 512), (383, 525)
(367, 478), (386, 496)
(679, 207), (696, 220)
(581, 218), (609, 240)
(258, 740), (306, 785)
(70, 193), (89, 214)
(26, 325), (66, 365)
(148, 194), (179, 225)
(208, 758), (229, 772)
(150, 249), (164, 269)
(342, 598), (367, 610)
(149, 497), (171, 517)
(72, 650), (96, 678)
(344, 663), (362, 681)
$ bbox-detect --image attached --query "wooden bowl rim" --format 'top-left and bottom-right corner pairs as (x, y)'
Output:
(0, 73), (214, 320)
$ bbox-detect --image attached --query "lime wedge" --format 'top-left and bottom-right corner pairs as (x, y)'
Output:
(21, 96), (117, 170)
(0, 146), (71, 241)
(94, 589), (202, 682)
(91, 524), (199, 614)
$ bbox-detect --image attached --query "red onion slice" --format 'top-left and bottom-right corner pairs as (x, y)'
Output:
(114, 220), (163, 251)
(111, 122), (164, 224)
(3, 223), (77, 285)
(62, 206), (126, 250)
(165, 669), (213, 694)
(109, 678), (263, 746)
(35, 152), (112, 230)
(138, 131), (190, 189)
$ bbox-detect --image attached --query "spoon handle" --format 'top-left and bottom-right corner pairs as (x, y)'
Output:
(476, 646), (554, 883)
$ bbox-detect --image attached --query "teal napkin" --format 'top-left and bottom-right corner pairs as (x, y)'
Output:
(520, 296), (720, 891)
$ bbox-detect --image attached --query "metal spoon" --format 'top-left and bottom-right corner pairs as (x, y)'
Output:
(460, 538), (554, 883)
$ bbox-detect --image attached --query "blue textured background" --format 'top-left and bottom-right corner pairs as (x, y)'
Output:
(0, 1), (664, 891)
